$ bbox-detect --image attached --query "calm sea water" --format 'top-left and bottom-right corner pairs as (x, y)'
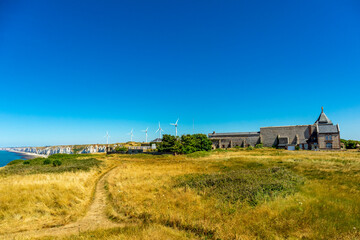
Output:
(0, 150), (34, 167)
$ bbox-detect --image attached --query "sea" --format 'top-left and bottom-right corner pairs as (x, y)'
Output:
(0, 150), (35, 167)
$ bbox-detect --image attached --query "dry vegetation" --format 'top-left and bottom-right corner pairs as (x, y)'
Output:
(102, 149), (360, 240)
(0, 154), (112, 235)
(1, 149), (360, 239)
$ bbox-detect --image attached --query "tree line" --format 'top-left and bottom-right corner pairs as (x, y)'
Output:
(157, 134), (212, 154)
(341, 139), (360, 149)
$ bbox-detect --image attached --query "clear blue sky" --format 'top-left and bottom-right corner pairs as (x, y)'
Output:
(0, 0), (359, 147)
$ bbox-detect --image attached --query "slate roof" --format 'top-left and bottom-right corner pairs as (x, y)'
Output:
(318, 124), (339, 134)
(208, 132), (260, 138)
(315, 108), (332, 124)
(151, 138), (162, 143)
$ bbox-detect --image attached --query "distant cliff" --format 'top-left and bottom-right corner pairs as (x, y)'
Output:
(0, 144), (108, 157)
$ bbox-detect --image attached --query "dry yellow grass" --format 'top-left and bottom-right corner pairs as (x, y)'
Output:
(0, 171), (98, 234)
(2, 149), (360, 239)
(35, 224), (198, 240)
(104, 149), (360, 239)
(0, 154), (117, 235)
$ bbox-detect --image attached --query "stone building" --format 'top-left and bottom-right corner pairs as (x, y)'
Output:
(208, 107), (341, 150)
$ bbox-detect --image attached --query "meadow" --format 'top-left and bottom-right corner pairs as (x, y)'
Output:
(102, 149), (360, 240)
(0, 154), (111, 235)
(1, 149), (360, 239)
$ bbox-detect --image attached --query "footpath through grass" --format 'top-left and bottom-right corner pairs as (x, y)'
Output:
(0, 153), (109, 235)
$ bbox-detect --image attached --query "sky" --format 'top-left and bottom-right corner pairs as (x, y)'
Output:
(0, 0), (359, 147)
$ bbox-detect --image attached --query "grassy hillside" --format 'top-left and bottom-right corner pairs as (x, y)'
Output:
(2, 149), (360, 239)
(0, 154), (109, 235)
(3, 154), (102, 176)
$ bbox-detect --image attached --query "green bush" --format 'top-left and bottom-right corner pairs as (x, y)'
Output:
(7, 159), (24, 165)
(52, 159), (62, 167)
(158, 134), (212, 154)
(1, 154), (102, 176)
(186, 151), (212, 158)
(175, 167), (304, 206)
(255, 143), (263, 148)
(341, 139), (359, 149)
(115, 146), (128, 153)
(43, 159), (52, 165)
(247, 146), (254, 150)
(23, 160), (30, 165)
(295, 146), (300, 151)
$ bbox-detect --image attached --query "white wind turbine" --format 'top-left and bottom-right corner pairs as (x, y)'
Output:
(128, 129), (134, 142)
(104, 131), (111, 145)
(155, 122), (164, 139)
(142, 127), (149, 143)
(170, 118), (179, 136)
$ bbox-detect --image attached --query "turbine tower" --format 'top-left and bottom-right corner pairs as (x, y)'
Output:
(155, 122), (164, 139)
(104, 131), (110, 145)
(142, 127), (149, 143)
(170, 118), (179, 136)
(128, 129), (134, 142)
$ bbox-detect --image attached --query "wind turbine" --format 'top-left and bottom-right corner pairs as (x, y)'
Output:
(104, 131), (110, 145)
(155, 122), (164, 139)
(170, 118), (179, 136)
(128, 129), (134, 142)
(142, 127), (149, 143)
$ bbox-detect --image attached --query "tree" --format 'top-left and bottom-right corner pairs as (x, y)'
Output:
(341, 139), (360, 149)
(158, 134), (182, 153)
(158, 134), (212, 154)
(115, 146), (128, 153)
(181, 134), (212, 153)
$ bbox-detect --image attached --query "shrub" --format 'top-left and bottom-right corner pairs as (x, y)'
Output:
(1, 155), (101, 176)
(158, 134), (212, 154)
(7, 159), (24, 165)
(255, 143), (263, 148)
(295, 146), (300, 151)
(52, 159), (62, 167)
(247, 146), (254, 150)
(175, 168), (304, 206)
(341, 139), (359, 149)
(115, 146), (128, 153)
(43, 159), (52, 165)
(23, 161), (30, 165)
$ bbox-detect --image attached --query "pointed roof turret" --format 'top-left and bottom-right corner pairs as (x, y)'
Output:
(315, 106), (332, 125)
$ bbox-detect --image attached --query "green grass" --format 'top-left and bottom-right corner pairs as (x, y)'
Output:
(1, 154), (102, 176)
(175, 167), (304, 206)
(7, 159), (25, 165)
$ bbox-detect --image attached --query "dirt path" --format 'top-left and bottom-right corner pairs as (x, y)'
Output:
(2, 167), (124, 239)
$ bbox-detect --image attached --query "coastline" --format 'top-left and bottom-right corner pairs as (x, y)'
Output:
(6, 150), (47, 159)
